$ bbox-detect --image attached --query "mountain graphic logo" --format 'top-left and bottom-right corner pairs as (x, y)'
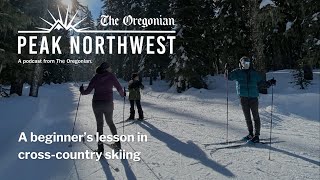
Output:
(18, 7), (176, 34)
(18, 6), (89, 33)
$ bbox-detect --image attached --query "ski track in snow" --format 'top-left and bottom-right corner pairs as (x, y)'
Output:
(0, 70), (319, 180)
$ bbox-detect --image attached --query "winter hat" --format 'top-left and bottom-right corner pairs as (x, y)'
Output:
(239, 56), (251, 69)
(96, 62), (110, 74)
(131, 73), (138, 79)
(96, 66), (102, 74)
(100, 62), (110, 70)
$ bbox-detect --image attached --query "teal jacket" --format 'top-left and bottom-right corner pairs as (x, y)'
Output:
(228, 69), (265, 98)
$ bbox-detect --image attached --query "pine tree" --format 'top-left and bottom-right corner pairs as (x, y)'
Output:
(100, 0), (130, 79)
(0, 0), (32, 95)
(300, 0), (320, 69)
(168, 0), (214, 90)
(41, 1), (74, 85)
(292, 61), (312, 89)
(71, 6), (96, 82)
(213, 0), (252, 70)
(142, 0), (171, 81)
(28, 0), (49, 97)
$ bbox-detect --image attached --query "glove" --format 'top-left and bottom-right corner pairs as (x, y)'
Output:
(268, 78), (276, 86)
(79, 84), (84, 92)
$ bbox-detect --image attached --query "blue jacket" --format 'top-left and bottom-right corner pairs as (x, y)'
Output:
(228, 69), (265, 98)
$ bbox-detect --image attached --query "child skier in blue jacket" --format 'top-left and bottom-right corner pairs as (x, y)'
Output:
(226, 57), (276, 143)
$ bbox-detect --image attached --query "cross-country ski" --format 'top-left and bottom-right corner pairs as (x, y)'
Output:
(82, 139), (120, 172)
(0, 0), (319, 179)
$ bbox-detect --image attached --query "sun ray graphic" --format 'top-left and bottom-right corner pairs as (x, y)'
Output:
(72, 17), (87, 28)
(36, 27), (51, 31)
(67, 10), (79, 29)
(58, 7), (63, 25)
(47, 9), (57, 22)
(64, 6), (69, 26)
(39, 17), (54, 27)
(32, 6), (89, 33)
(77, 27), (90, 31)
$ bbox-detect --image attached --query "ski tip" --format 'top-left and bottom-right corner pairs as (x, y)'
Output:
(246, 141), (263, 145)
(210, 149), (217, 157)
(246, 140), (254, 145)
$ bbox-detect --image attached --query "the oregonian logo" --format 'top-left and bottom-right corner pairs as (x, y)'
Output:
(17, 6), (176, 56)
(100, 15), (175, 28)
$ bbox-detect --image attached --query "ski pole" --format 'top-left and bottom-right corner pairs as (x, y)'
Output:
(225, 68), (229, 144)
(268, 83), (274, 160)
(123, 87), (126, 134)
(69, 86), (82, 147)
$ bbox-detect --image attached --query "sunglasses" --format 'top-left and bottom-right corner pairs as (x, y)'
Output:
(241, 58), (251, 62)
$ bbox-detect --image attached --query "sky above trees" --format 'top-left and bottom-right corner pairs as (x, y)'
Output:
(62, 0), (103, 20)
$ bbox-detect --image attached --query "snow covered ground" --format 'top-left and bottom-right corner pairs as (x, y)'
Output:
(0, 70), (319, 180)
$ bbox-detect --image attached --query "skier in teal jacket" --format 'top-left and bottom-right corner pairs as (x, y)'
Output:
(225, 56), (276, 143)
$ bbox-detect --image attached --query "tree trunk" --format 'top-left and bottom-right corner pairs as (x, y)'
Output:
(10, 80), (23, 96)
(0, 48), (4, 76)
(149, 75), (153, 85)
(0, 62), (3, 76)
(250, 0), (267, 94)
(29, 62), (43, 97)
(29, 0), (48, 97)
(10, 69), (24, 96)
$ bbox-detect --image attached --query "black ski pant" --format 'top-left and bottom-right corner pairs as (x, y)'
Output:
(92, 100), (120, 148)
(129, 100), (143, 119)
(240, 97), (261, 136)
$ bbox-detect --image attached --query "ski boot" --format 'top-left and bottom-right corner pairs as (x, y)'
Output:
(94, 142), (104, 155)
(247, 136), (259, 144)
(138, 111), (144, 121)
(127, 117), (135, 121)
(110, 141), (121, 152)
(242, 134), (253, 142)
(127, 110), (135, 120)
(127, 115), (135, 121)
